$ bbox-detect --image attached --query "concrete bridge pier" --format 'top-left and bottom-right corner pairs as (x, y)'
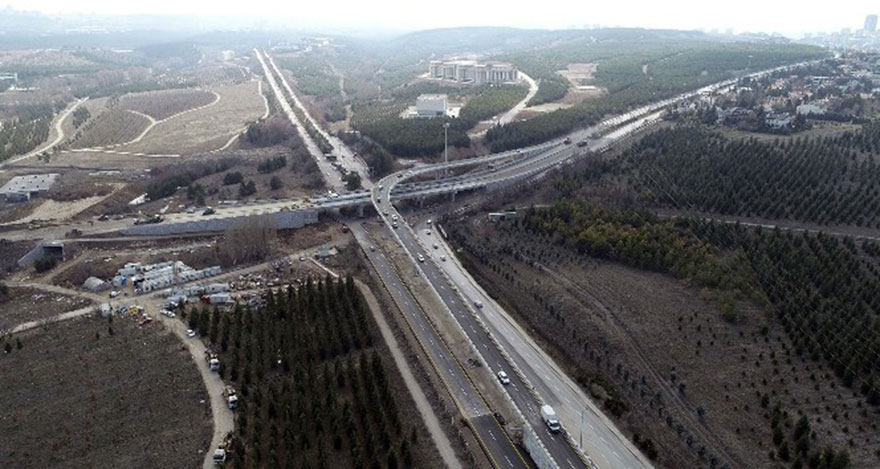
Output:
(357, 204), (365, 218)
(418, 197), (425, 208)
(450, 191), (457, 202)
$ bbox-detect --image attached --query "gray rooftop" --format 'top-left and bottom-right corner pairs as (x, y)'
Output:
(0, 173), (59, 195)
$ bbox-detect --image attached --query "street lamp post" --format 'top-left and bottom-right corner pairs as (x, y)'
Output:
(580, 407), (584, 450)
(443, 122), (450, 177)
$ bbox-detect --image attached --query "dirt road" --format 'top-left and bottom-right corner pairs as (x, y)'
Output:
(356, 278), (463, 469)
(143, 297), (234, 469)
(2, 97), (88, 167)
(469, 72), (538, 138)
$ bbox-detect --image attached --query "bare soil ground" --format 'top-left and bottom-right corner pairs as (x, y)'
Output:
(450, 218), (880, 468)
(0, 286), (91, 331)
(120, 89), (217, 121)
(118, 81), (264, 155)
(557, 63), (598, 87)
(0, 184), (123, 226)
(0, 316), (212, 469)
(0, 239), (32, 276)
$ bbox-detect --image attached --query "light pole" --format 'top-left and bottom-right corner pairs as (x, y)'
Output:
(580, 407), (584, 450)
(442, 121), (450, 178)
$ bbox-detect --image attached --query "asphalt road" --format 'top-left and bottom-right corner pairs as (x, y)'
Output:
(414, 219), (651, 469)
(254, 49), (346, 191)
(262, 51), (373, 189)
(351, 223), (529, 469)
(372, 190), (589, 469)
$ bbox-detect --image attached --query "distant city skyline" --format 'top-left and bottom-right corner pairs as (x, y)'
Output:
(1, 1), (878, 38)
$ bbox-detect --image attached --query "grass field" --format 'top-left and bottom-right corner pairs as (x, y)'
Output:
(120, 88), (217, 121)
(118, 81), (265, 155)
(0, 316), (212, 468)
(69, 109), (151, 149)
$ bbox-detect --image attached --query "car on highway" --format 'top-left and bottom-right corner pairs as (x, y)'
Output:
(378, 184), (384, 190)
(391, 214), (398, 221)
(376, 196), (381, 203)
(161, 309), (176, 318)
(426, 230), (432, 236)
(417, 253), (425, 262)
(202, 207), (215, 216)
(440, 255), (446, 261)
(427, 219), (432, 225)
(497, 370), (511, 385)
(433, 243), (438, 249)
(563, 137), (572, 145)
(369, 245), (376, 252)
(186, 329), (197, 338)
(474, 300), (483, 308)
(392, 221), (398, 229)
(383, 210), (389, 216)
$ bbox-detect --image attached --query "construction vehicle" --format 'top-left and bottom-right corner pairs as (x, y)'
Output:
(213, 432), (234, 465)
(223, 386), (239, 410)
(133, 214), (163, 225)
(205, 350), (221, 372)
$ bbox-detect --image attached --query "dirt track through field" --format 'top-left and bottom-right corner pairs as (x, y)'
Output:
(1, 97), (88, 167)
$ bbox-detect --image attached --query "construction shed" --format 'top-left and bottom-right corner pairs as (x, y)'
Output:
(0, 173), (59, 201)
(83, 277), (109, 292)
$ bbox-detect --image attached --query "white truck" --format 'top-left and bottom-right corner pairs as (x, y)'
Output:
(541, 405), (561, 433)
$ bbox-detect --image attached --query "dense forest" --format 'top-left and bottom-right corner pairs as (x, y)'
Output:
(620, 124), (880, 227)
(278, 56), (347, 122)
(186, 277), (429, 469)
(350, 84), (526, 158)
(486, 43), (825, 152)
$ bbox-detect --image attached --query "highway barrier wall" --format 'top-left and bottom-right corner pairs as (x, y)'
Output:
(524, 426), (561, 469)
(121, 209), (319, 236)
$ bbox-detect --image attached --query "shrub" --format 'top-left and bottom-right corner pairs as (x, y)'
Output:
(34, 256), (58, 273)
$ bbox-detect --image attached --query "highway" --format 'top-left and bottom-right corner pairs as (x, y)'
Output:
(414, 219), (648, 469)
(1, 55), (816, 468)
(351, 223), (530, 469)
(254, 49), (347, 191)
(373, 181), (593, 469)
(262, 51), (373, 188)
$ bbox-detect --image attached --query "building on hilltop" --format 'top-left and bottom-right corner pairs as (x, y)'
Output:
(865, 14), (878, 33)
(428, 59), (518, 85)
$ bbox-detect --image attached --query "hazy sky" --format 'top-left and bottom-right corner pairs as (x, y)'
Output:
(3, 0), (877, 36)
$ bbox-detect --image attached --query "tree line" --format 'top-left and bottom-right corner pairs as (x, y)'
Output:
(620, 124), (880, 228)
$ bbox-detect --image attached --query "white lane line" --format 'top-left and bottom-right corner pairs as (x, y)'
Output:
(505, 455), (514, 467)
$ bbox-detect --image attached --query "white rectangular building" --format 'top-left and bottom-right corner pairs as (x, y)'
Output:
(416, 94), (448, 117)
(428, 59), (518, 85)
